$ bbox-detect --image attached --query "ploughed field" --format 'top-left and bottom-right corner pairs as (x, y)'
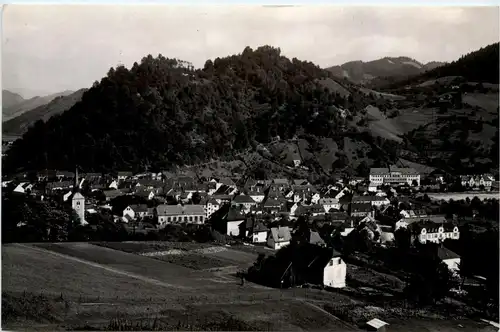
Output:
(2, 242), (496, 331)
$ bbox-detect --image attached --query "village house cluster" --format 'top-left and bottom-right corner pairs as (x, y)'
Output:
(3, 162), (487, 289)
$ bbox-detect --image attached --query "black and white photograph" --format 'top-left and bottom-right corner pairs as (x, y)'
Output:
(1, 4), (499, 331)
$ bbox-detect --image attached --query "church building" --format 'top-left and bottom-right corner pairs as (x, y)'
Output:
(69, 167), (87, 225)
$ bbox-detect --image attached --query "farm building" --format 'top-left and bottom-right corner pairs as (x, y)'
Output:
(267, 226), (292, 250)
(247, 243), (346, 289)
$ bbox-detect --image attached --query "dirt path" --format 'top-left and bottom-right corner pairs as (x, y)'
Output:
(14, 244), (190, 290)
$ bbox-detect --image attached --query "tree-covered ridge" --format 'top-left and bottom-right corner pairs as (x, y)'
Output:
(382, 43), (500, 89)
(4, 46), (369, 174)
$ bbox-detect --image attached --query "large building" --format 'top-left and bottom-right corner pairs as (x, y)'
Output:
(155, 204), (205, 227)
(369, 166), (420, 187)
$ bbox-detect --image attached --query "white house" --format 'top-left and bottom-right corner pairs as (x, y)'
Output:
(368, 182), (378, 193)
(310, 192), (321, 204)
(414, 222), (460, 244)
(225, 208), (246, 237)
(108, 180), (119, 189)
(13, 182), (33, 194)
(248, 189), (266, 203)
(123, 204), (149, 220)
(305, 247), (347, 288)
(319, 197), (340, 213)
(242, 219), (268, 243)
(437, 246), (461, 276)
(460, 174), (494, 189)
(267, 226), (291, 250)
(322, 253), (347, 288)
(231, 194), (257, 212)
(205, 198), (221, 219)
(252, 230), (268, 243)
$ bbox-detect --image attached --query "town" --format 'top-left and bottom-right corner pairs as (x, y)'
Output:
(3, 5), (499, 331)
(3, 165), (499, 301)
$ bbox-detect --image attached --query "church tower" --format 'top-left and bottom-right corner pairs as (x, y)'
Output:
(71, 167), (87, 225)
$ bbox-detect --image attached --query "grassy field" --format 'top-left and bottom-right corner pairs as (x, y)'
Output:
(3, 243), (362, 331)
(3, 242), (497, 331)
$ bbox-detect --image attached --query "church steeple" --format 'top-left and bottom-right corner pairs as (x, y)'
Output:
(73, 166), (80, 193)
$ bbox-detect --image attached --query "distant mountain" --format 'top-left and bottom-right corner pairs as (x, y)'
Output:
(326, 57), (446, 85)
(2, 90), (75, 122)
(3, 89), (87, 136)
(2, 90), (25, 109)
(386, 42), (500, 89)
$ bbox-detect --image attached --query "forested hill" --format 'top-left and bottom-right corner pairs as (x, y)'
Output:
(4, 46), (371, 174)
(382, 42), (500, 90)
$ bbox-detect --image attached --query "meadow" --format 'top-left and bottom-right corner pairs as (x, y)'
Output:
(3, 242), (497, 331)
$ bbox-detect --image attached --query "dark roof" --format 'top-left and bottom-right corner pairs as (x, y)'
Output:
(156, 204), (205, 216)
(129, 204), (148, 213)
(351, 203), (372, 213)
(437, 246), (460, 260)
(263, 198), (283, 207)
(232, 194), (256, 204)
(226, 207), (246, 222)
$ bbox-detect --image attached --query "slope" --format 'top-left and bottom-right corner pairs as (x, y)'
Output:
(382, 42), (500, 90)
(366, 43), (500, 175)
(5, 46), (388, 174)
(2, 90), (25, 109)
(2, 90), (75, 122)
(326, 56), (446, 85)
(3, 89), (86, 136)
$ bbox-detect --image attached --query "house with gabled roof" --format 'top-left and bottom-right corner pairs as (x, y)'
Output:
(123, 204), (149, 220)
(205, 198), (221, 219)
(292, 179), (310, 186)
(412, 221), (459, 245)
(134, 188), (155, 200)
(436, 245), (461, 276)
(240, 218), (268, 243)
(350, 202), (373, 217)
(155, 204), (205, 227)
(13, 182), (34, 194)
(395, 214), (447, 230)
(309, 231), (327, 247)
(231, 194), (257, 212)
(225, 207), (246, 237)
(267, 226), (292, 250)
(102, 189), (125, 201)
(117, 171), (133, 182)
(278, 244), (346, 289)
(56, 171), (75, 180)
(217, 177), (236, 190)
(212, 194), (233, 205)
(319, 197), (340, 213)
(263, 197), (286, 214)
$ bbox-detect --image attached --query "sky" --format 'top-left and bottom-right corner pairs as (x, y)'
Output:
(2, 5), (499, 98)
